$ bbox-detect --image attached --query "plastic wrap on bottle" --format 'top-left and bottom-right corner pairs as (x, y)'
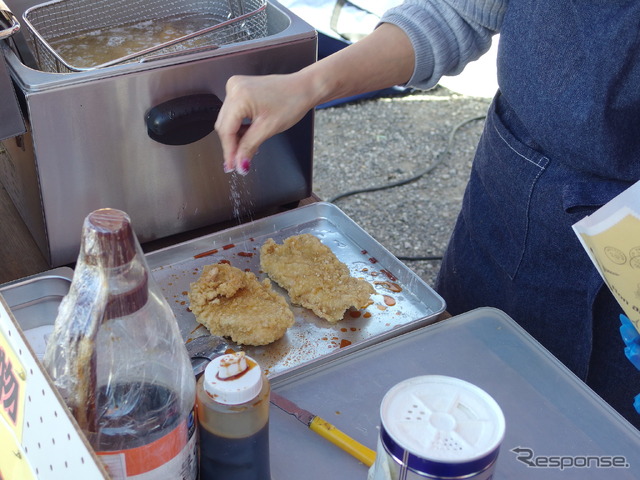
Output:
(43, 208), (197, 479)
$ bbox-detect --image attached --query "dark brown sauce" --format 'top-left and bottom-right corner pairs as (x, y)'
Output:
(374, 281), (402, 293)
(199, 423), (270, 480)
(380, 269), (398, 281)
(383, 295), (396, 306)
(215, 358), (257, 382)
(190, 324), (206, 334)
(92, 383), (180, 450)
(194, 248), (218, 259)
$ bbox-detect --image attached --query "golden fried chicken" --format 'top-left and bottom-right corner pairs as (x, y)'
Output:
(260, 234), (375, 323)
(188, 263), (294, 346)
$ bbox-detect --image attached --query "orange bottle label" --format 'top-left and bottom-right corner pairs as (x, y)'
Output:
(97, 413), (197, 480)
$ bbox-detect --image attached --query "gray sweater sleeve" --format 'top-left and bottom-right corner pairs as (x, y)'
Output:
(380, 0), (507, 89)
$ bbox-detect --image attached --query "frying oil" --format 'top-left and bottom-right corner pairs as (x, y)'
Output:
(47, 15), (220, 68)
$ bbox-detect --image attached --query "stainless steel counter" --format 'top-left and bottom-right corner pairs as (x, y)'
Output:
(269, 308), (640, 479)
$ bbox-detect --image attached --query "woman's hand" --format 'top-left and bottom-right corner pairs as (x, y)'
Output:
(214, 23), (415, 175)
(214, 72), (316, 175)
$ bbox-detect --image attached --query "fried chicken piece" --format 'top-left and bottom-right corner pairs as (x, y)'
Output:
(188, 263), (294, 346)
(260, 234), (375, 323)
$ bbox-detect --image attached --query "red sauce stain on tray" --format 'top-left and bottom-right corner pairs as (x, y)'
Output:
(349, 310), (362, 318)
(222, 243), (235, 250)
(374, 281), (402, 293)
(383, 295), (396, 307)
(237, 252), (254, 257)
(194, 248), (218, 259)
(380, 269), (398, 281)
(339, 339), (351, 348)
(190, 324), (206, 334)
(218, 259), (231, 265)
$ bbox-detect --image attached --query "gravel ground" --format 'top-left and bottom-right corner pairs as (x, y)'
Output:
(311, 86), (492, 286)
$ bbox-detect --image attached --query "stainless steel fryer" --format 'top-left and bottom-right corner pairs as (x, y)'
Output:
(0, 0), (317, 267)
(22, 0), (268, 72)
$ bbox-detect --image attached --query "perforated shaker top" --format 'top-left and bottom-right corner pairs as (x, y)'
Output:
(380, 375), (505, 463)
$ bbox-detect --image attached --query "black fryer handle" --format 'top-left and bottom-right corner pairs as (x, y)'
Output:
(146, 93), (222, 146)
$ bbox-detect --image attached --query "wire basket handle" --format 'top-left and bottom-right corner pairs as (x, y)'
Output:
(0, 0), (20, 40)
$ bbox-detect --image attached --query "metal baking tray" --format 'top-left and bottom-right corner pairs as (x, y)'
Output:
(146, 202), (446, 379)
(268, 308), (640, 479)
(0, 266), (74, 359)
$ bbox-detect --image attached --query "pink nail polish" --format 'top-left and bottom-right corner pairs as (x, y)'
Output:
(238, 158), (251, 176)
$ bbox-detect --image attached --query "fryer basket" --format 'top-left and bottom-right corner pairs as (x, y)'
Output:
(22, 0), (268, 72)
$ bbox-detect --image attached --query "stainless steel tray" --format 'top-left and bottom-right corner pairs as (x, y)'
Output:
(146, 202), (446, 379)
(0, 266), (73, 358)
(268, 308), (640, 479)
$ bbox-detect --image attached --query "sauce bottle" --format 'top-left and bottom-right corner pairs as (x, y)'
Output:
(44, 208), (197, 479)
(197, 351), (271, 480)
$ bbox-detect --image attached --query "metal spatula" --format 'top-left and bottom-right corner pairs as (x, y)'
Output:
(185, 335), (230, 377)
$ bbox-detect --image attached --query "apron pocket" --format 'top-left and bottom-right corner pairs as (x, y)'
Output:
(562, 180), (632, 216)
(463, 100), (549, 280)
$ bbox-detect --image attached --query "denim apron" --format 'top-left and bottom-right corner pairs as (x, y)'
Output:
(435, 0), (640, 427)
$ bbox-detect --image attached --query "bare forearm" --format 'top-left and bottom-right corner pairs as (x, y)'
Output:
(297, 23), (415, 109)
(214, 23), (415, 174)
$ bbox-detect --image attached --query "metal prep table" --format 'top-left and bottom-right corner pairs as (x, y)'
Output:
(268, 307), (640, 479)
